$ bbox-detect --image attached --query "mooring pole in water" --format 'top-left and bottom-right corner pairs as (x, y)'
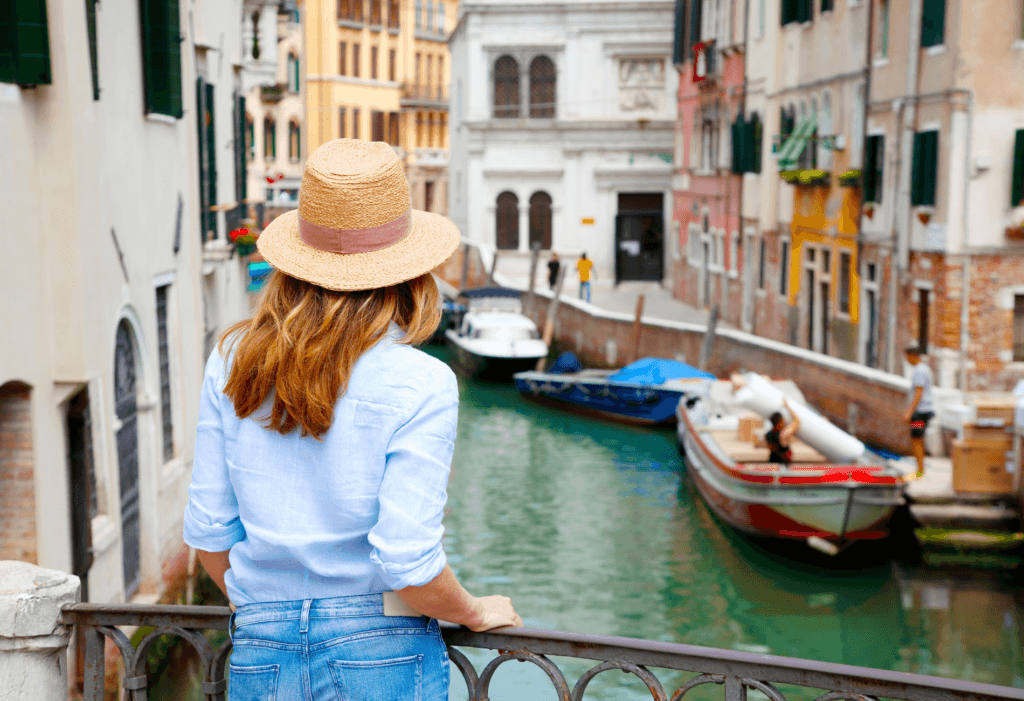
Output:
(459, 243), (470, 291)
(698, 304), (720, 372)
(489, 250), (500, 285)
(629, 294), (645, 364)
(537, 265), (567, 371)
(526, 242), (540, 319)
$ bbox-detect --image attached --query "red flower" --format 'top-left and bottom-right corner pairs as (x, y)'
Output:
(229, 228), (249, 242)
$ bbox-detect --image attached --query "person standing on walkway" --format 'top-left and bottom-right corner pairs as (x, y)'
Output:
(577, 252), (594, 303)
(547, 252), (561, 290)
(903, 346), (934, 480)
(183, 140), (521, 701)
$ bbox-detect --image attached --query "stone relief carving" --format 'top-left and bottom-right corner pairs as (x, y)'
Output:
(618, 58), (665, 112)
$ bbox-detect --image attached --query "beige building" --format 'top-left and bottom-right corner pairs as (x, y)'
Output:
(303, 0), (456, 213)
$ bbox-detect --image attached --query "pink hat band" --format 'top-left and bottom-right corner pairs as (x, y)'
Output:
(298, 208), (412, 254)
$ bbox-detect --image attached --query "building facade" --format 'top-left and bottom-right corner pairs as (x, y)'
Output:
(303, 0), (456, 213)
(0, 0), (268, 609)
(449, 0), (677, 284)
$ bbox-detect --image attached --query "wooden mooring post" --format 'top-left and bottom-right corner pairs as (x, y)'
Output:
(526, 242), (540, 318)
(628, 294), (645, 364)
(537, 265), (568, 371)
(488, 250), (500, 285)
(697, 305), (720, 372)
(459, 242), (470, 291)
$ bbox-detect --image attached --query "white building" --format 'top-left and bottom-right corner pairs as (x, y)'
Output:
(448, 0), (677, 285)
(0, 0), (275, 611)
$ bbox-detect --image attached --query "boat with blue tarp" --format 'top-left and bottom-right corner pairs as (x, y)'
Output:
(514, 354), (714, 425)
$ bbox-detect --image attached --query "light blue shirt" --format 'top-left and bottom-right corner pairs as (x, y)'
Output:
(183, 328), (458, 605)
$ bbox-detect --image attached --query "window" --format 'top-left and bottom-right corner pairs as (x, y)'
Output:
(731, 112), (762, 173)
(496, 192), (520, 250)
(389, 111), (400, 146)
(493, 55), (520, 118)
(921, 0), (945, 48)
(729, 232), (738, 273)
(339, 0), (362, 21)
(264, 117), (276, 159)
(1014, 295), (1024, 362)
(86, 0), (99, 98)
(352, 43), (361, 77)
(288, 53), (299, 93)
(197, 79), (217, 241)
(426, 1), (434, 31)
(1, 0), (52, 86)
(339, 42), (347, 74)
(821, 0), (833, 11)
(1012, 129), (1024, 207)
(758, 238), (767, 289)
(245, 114), (254, 160)
(155, 285), (174, 463)
(781, 0), (811, 25)
(138, 0), (183, 116)
(438, 1), (445, 33)
(339, 107), (346, 138)
(528, 191), (553, 250)
(878, 0), (889, 57)
(354, 0), (363, 21)
(688, 0), (703, 54)
(289, 120), (300, 161)
(910, 130), (938, 206)
(700, 116), (718, 172)
(838, 251), (851, 314)
(371, 0), (382, 24)
(233, 93), (247, 206)
(415, 52), (421, 87)
(352, 108), (360, 139)
(370, 46), (378, 79)
(529, 56), (555, 118)
(389, 49), (396, 82)
(917, 288), (930, 354)
(389, 0), (399, 27)
(779, 240), (790, 296)
(426, 55), (433, 91)
(415, 0), (422, 29)
(437, 56), (444, 97)
(865, 135), (884, 203)
(371, 110), (385, 141)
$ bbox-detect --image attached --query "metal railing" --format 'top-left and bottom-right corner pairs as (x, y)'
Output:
(62, 603), (1024, 701)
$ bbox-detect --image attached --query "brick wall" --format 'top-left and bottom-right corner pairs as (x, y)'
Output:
(432, 243), (490, 291)
(0, 383), (36, 564)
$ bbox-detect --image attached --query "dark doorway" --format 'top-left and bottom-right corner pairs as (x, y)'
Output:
(495, 191), (519, 250)
(805, 269), (815, 350)
(528, 191), (552, 250)
(917, 288), (930, 354)
(819, 280), (830, 355)
(615, 192), (664, 283)
(67, 388), (95, 601)
(114, 321), (141, 599)
(866, 288), (878, 367)
(424, 181), (435, 213)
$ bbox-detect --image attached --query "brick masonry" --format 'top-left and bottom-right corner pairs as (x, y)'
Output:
(0, 383), (36, 564)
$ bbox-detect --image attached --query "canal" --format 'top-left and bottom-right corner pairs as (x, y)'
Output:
(430, 346), (1024, 700)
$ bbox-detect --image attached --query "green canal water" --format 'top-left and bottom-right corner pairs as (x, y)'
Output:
(431, 346), (1024, 700)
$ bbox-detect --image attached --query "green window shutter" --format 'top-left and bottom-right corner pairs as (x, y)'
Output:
(672, 0), (686, 66)
(205, 82), (217, 237)
(864, 135), (884, 203)
(687, 0), (701, 54)
(821, 0), (833, 11)
(780, 0), (792, 25)
(140, 0), (182, 116)
(234, 93), (247, 205)
(921, 0), (945, 47)
(911, 131), (938, 206)
(1011, 129), (1024, 208)
(196, 78), (208, 242)
(0, 0), (53, 85)
(731, 116), (743, 174)
(797, 0), (812, 23)
(747, 113), (762, 173)
(85, 0), (99, 98)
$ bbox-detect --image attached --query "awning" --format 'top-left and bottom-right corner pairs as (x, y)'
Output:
(777, 114), (818, 171)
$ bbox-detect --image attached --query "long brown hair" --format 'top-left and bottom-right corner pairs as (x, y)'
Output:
(219, 271), (441, 439)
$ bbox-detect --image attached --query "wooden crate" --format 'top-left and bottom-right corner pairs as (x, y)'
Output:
(737, 412), (764, 443)
(973, 396), (1016, 424)
(962, 425), (1012, 442)
(952, 439), (1014, 494)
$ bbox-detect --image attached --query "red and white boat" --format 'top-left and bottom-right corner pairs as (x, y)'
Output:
(675, 383), (906, 553)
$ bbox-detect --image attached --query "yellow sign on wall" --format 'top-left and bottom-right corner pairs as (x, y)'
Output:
(581, 218), (595, 225)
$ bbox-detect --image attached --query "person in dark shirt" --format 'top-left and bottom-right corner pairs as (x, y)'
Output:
(547, 252), (561, 290)
(758, 398), (801, 464)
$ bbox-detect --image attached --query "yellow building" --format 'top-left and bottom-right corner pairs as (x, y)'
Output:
(304, 0), (455, 214)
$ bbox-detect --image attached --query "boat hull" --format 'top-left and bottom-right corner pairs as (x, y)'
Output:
(445, 334), (546, 381)
(677, 409), (903, 544)
(514, 373), (686, 424)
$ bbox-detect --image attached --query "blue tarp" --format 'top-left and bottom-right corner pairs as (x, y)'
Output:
(607, 357), (714, 385)
(548, 352), (582, 374)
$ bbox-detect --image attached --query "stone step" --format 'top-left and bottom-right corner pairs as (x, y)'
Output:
(909, 502), (1022, 531)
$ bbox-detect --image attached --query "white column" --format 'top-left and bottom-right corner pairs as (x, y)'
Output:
(0, 561), (81, 701)
(519, 204), (530, 252)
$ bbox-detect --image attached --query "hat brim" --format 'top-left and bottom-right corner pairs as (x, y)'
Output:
(256, 208), (462, 291)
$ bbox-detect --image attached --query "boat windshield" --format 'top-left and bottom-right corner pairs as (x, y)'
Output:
(471, 327), (539, 340)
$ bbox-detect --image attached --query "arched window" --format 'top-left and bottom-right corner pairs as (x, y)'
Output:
(415, 0), (422, 29)
(496, 191), (519, 250)
(288, 53), (300, 93)
(529, 55), (555, 118)
(289, 120), (300, 161)
(437, 0), (445, 33)
(493, 55), (520, 119)
(426, 1), (434, 31)
(264, 117), (276, 159)
(528, 191), (552, 250)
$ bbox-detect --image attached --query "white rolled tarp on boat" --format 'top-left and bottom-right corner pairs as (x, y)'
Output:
(732, 372), (865, 463)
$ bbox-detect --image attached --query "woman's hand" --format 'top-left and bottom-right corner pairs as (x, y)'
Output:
(467, 595), (523, 632)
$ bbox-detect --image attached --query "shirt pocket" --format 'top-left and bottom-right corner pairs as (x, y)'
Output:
(352, 400), (401, 430)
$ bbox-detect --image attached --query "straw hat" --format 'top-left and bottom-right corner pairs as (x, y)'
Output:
(257, 139), (461, 291)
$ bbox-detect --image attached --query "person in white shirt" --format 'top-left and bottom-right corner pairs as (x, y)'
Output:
(902, 346), (934, 480)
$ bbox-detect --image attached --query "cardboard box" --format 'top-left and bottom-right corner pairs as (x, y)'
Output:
(962, 425), (1011, 442)
(973, 396), (1016, 424)
(952, 439), (1014, 494)
(738, 412), (764, 443)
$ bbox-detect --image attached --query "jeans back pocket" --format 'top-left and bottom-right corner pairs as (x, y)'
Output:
(329, 654), (423, 701)
(229, 663), (280, 701)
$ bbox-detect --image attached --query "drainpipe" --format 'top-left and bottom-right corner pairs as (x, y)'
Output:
(887, 0), (923, 373)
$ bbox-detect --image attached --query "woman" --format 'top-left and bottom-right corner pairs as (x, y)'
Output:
(183, 140), (522, 701)
(756, 398), (801, 465)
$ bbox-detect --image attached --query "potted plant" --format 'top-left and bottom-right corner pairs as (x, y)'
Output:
(229, 227), (259, 256)
(917, 211), (932, 225)
(838, 169), (861, 187)
(779, 169), (830, 187)
(863, 203), (875, 219)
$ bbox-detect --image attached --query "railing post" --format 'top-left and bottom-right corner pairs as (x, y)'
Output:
(0, 561), (81, 700)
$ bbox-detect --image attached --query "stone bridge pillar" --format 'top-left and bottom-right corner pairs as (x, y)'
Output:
(0, 561), (81, 700)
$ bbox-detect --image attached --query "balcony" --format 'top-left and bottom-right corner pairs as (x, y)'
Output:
(693, 40), (719, 89)
(58, 602), (1023, 701)
(259, 82), (288, 104)
(400, 82), (449, 109)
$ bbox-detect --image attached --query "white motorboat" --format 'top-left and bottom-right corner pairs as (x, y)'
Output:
(444, 288), (548, 380)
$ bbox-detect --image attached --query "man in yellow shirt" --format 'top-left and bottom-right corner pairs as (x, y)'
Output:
(577, 252), (594, 303)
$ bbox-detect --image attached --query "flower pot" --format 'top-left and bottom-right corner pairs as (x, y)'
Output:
(917, 211), (931, 225)
(864, 204), (875, 219)
(236, 242), (257, 257)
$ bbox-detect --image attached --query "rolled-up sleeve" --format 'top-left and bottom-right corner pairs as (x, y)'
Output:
(369, 366), (458, 590)
(183, 351), (246, 552)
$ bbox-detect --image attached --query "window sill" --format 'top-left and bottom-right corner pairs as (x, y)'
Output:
(924, 44), (946, 56)
(756, 288), (768, 298)
(728, 270), (739, 279)
(872, 57), (889, 68)
(337, 19), (364, 29)
(1013, 40), (1024, 50)
(369, 24), (383, 31)
(145, 112), (179, 125)
(388, 26), (400, 35)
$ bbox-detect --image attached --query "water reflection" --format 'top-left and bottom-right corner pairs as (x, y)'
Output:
(431, 347), (1023, 699)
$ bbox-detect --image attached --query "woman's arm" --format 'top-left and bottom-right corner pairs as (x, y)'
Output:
(394, 564), (522, 632)
(780, 399), (801, 443)
(197, 549), (231, 600)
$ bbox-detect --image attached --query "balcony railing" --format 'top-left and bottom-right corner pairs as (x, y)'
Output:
(61, 603), (1024, 701)
(400, 82), (449, 107)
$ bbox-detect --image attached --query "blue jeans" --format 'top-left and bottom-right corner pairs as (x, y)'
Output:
(228, 594), (450, 700)
(579, 281), (591, 303)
